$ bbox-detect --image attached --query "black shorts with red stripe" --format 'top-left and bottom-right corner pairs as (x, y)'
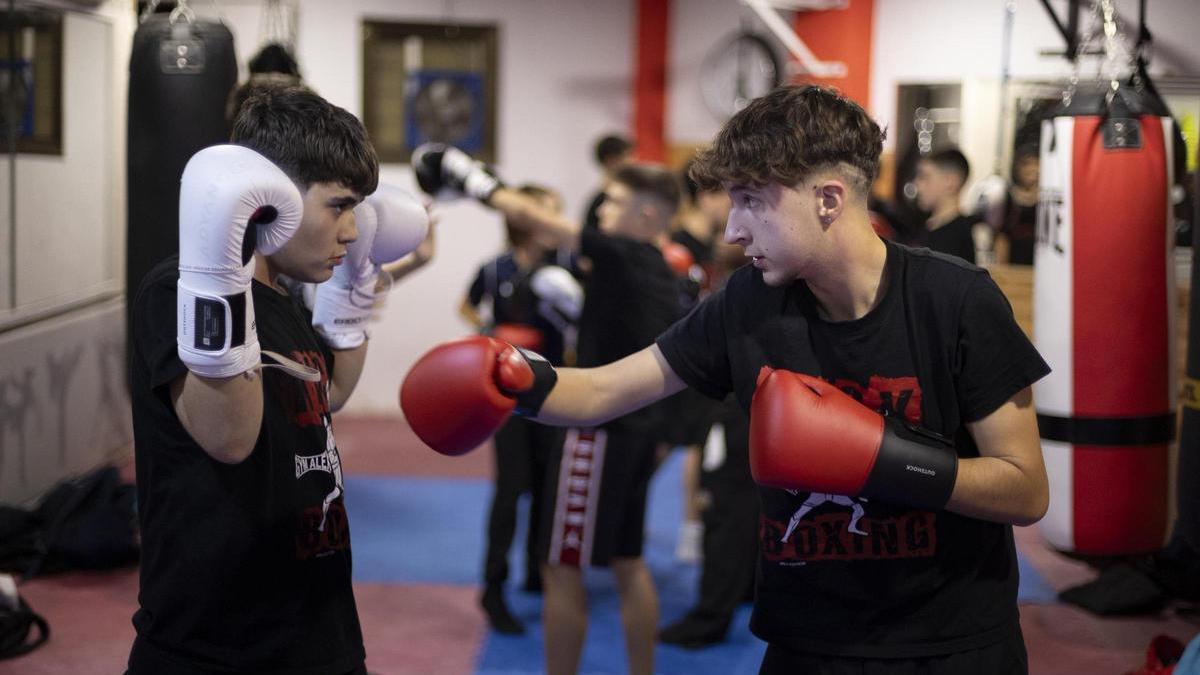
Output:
(538, 417), (659, 567)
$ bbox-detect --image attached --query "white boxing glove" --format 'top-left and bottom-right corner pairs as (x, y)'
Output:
(531, 265), (584, 324)
(411, 143), (504, 202)
(312, 183), (429, 349)
(177, 144), (303, 378)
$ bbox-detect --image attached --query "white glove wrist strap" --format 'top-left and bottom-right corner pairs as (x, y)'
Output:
(177, 281), (260, 378)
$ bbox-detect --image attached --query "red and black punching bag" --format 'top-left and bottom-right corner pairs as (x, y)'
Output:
(126, 13), (236, 345)
(1034, 88), (1176, 555)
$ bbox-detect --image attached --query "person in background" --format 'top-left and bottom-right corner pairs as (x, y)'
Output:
(460, 184), (573, 634)
(992, 145), (1039, 266)
(659, 158), (729, 565)
(412, 146), (683, 675)
(913, 148), (992, 264)
(659, 232), (760, 650)
(582, 134), (634, 232)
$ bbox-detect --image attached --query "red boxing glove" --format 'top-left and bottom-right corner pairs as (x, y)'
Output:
(492, 323), (545, 352)
(400, 336), (556, 456)
(749, 367), (958, 510)
(662, 242), (695, 277)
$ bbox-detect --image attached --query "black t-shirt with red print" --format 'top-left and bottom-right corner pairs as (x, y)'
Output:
(128, 255), (363, 675)
(657, 240), (1049, 658)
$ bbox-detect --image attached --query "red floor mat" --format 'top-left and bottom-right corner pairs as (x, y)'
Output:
(2, 571), (486, 675)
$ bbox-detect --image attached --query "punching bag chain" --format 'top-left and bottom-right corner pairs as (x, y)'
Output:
(1096, 0), (1133, 103)
(139, 0), (226, 26)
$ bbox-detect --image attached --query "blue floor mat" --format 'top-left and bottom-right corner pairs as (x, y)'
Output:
(344, 451), (1056, 673)
(475, 451), (766, 675)
(1016, 545), (1059, 603)
(345, 475), (489, 584)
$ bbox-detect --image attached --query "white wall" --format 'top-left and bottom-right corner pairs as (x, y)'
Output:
(665, 0), (744, 147)
(0, 2), (135, 504)
(0, 2), (134, 331)
(228, 0), (637, 412)
(0, 298), (131, 505)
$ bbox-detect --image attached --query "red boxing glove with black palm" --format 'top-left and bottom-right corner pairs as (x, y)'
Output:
(749, 367), (958, 510)
(400, 336), (557, 456)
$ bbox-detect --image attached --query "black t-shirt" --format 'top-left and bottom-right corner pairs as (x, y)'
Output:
(467, 252), (568, 366)
(671, 229), (712, 310)
(671, 229), (714, 267)
(582, 190), (605, 232)
(922, 214), (979, 264)
(467, 252), (538, 326)
(657, 241), (1049, 658)
(1000, 192), (1037, 265)
(128, 256), (364, 675)
(578, 227), (679, 428)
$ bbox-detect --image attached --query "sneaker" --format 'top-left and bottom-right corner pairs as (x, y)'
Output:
(675, 520), (703, 563)
(481, 587), (525, 634)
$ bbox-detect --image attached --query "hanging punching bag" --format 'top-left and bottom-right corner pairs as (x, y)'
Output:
(1034, 87), (1175, 556)
(125, 13), (236, 346)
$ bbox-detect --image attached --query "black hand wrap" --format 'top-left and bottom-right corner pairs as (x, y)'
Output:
(859, 417), (959, 511)
(511, 348), (558, 417)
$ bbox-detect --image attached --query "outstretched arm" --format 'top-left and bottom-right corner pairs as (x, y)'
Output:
(412, 143), (581, 248)
(534, 344), (688, 427)
(401, 339), (689, 456)
(488, 188), (580, 249)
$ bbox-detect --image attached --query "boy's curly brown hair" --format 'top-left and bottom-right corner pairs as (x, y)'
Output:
(691, 85), (884, 199)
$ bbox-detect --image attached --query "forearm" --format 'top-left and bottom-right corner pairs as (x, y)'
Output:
(381, 252), (429, 284)
(489, 188), (579, 248)
(533, 347), (685, 427)
(328, 343), (369, 412)
(171, 372), (264, 463)
(458, 298), (484, 330)
(946, 388), (1049, 526)
(945, 454), (1049, 526)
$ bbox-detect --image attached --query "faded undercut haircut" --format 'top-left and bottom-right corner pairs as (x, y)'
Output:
(613, 163), (681, 226)
(690, 85), (884, 200)
(231, 85), (379, 198)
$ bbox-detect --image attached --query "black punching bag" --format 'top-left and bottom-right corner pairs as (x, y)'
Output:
(125, 14), (236, 345)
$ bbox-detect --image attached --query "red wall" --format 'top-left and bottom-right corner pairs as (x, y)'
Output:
(791, 0), (875, 107)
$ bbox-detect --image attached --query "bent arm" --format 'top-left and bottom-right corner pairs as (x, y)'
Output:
(171, 371), (264, 464)
(328, 343), (368, 412)
(533, 344), (688, 427)
(945, 387), (1049, 526)
(458, 296), (484, 330)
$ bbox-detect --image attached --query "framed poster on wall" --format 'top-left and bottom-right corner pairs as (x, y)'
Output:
(405, 69), (486, 155)
(0, 9), (62, 156)
(362, 20), (497, 164)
